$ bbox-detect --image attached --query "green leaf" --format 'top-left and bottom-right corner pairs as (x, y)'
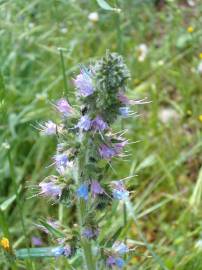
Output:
(136, 154), (156, 172)
(15, 247), (61, 258)
(190, 167), (202, 210)
(39, 220), (65, 238)
(96, 0), (121, 12)
(176, 34), (192, 49)
(0, 195), (16, 211)
(177, 252), (202, 270)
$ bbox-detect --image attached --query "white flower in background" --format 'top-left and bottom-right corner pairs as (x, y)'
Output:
(60, 27), (68, 34)
(195, 239), (202, 250)
(158, 60), (164, 66)
(197, 62), (202, 75)
(187, 0), (195, 7)
(88, 12), (99, 23)
(158, 108), (179, 124)
(2, 142), (10, 150)
(28, 22), (35, 29)
(35, 92), (47, 101)
(137, 44), (148, 62)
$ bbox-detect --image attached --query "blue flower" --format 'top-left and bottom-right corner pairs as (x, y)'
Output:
(115, 257), (125, 268)
(76, 184), (88, 201)
(52, 246), (65, 257)
(82, 228), (94, 239)
(55, 154), (69, 167)
(54, 153), (69, 175)
(106, 256), (125, 268)
(76, 115), (92, 131)
(112, 181), (129, 201)
(119, 107), (130, 117)
(74, 71), (94, 97)
(82, 227), (99, 239)
(113, 190), (129, 200)
(113, 242), (129, 255)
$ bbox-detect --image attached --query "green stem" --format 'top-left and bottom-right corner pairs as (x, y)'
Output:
(59, 48), (68, 93)
(115, 0), (123, 54)
(123, 203), (127, 234)
(75, 159), (96, 270)
(82, 239), (96, 270)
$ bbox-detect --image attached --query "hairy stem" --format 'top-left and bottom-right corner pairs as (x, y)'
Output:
(75, 158), (96, 270)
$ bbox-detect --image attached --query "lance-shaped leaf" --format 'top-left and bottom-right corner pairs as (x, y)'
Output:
(96, 0), (121, 12)
(39, 220), (65, 238)
(15, 246), (62, 258)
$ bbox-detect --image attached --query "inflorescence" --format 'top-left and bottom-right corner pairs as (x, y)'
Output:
(37, 52), (145, 268)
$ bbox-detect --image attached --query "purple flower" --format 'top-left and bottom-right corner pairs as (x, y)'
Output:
(76, 184), (88, 201)
(54, 154), (69, 167)
(82, 227), (99, 239)
(114, 141), (128, 155)
(112, 242), (129, 255)
(39, 181), (62, 198)
(76, 115), (92, 131)
(39, 121), (57, 135)
(117, 91), (130, 105)
(56, 98), (73, 117)
(119, 107), (130, 117)
(91, 180), (104, 197)
(91, 116), (108, 131)
(54, 153), (69, 174)
(99, 141), (127, 160)
(112, 181), (129, 201)
(63, 245), (71, 257)
(106, 256), (125, 268)
(74, 71), (94, 97)
(82, 228), (94, 239)
(99, 144), (117, 159)
(31, 236), (43, 246)
(118, 91), (149, 106)
(107, 256), (116, 267)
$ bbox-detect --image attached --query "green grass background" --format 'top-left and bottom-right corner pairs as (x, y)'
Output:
(0, 0), (202, 269)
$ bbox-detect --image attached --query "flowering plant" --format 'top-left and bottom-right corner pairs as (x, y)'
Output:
(1, 52), (148, 269)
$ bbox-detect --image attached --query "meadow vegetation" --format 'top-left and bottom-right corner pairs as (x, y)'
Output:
(0, 0), (202, 269)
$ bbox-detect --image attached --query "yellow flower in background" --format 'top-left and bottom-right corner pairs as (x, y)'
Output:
(199, 53), (202, 59)
(187, 110), (192, 116)
(198, 115), (202, 122)
(187, 26), (194, 33)
(0, 237), (10, 250)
